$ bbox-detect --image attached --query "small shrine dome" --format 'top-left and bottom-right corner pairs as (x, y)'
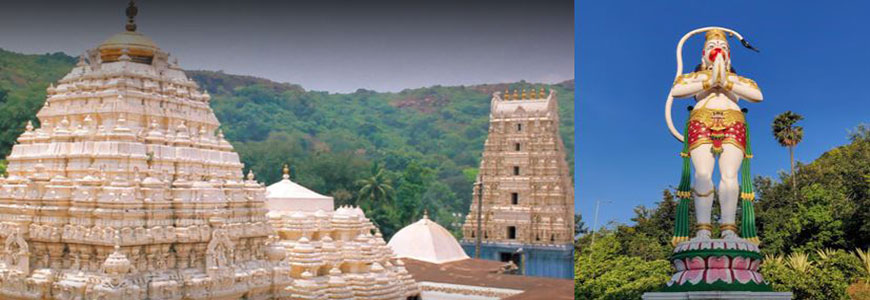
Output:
(265, 165), (333, 213)
(388, 212), (469, 264)
(97, 1), (160, 64)
(98, 31), (159, 63)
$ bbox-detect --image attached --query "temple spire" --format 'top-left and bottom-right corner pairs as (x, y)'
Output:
(125, 0), (138, 32)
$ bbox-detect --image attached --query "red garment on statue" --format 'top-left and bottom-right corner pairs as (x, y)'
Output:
(687, 108), (746, 154)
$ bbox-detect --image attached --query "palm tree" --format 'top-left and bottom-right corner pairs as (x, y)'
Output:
(574, 213), (588, 237)
(772, 111), (804, 193)
(355, 162), (393, 207)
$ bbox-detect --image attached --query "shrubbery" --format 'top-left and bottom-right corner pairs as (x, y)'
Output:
(575, 126), (870, 299)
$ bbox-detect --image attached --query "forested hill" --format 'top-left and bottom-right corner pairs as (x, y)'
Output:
(0, 49), (574, 238)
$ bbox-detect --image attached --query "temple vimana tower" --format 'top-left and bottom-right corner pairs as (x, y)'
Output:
(461, 88), (574, 279)
(0, 2), (419, 299)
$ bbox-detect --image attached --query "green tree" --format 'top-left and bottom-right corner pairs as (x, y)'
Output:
(755, 124), (869, 254)
(356, 162), (394, 207)
(575, 232), (671, 300)
(394, 161), (431, 226)
(575, 213), (587, 237)
(772, 111), (804, 193)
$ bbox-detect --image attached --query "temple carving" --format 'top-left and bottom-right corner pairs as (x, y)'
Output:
(461, 88), (574, 278)
(0, 2), (420, 299)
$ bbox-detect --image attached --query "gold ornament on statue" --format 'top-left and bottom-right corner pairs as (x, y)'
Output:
(705, 29), (728, 42)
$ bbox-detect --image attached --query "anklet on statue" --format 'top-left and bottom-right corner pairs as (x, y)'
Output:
(695, 223), (713, 231)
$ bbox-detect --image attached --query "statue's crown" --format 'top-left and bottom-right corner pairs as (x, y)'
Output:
(705, 29), (728, 43)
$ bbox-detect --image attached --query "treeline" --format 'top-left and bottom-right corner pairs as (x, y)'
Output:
(0, 49), (575, 240)
(197, 69), (574, 239)
(575, 125), (870, 299)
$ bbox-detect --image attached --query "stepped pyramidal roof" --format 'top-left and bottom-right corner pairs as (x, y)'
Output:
(0, 2), (420, 299)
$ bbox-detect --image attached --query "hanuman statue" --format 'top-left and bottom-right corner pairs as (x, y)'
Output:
(665, 27), (763, 244)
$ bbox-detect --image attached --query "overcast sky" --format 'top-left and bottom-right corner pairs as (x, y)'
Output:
(0, 0), (573, 93)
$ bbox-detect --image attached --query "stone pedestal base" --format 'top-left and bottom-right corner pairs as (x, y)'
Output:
(663, 239), (773, 292)
(644, 239), (793, 299)
(643, 291), (793, 299)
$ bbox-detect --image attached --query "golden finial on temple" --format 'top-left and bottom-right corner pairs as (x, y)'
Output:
(512, 89), (519, 100)
(503, 89), (510, 100)
(521, 88), (527, 99)
(539, 86), (546, 98)
(125, 0), (138, 32)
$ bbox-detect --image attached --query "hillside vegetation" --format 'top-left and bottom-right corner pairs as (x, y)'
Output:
(0, 49), (574, 239)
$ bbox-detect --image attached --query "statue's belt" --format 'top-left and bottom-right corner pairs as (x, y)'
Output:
(688, 108), (747, 153)
(689, 108), (745, 130)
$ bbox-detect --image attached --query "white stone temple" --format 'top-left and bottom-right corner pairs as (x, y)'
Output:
(0, 5), (280, 299)
(266, 167), (421, 299)
(460, 88), (575, 278)
(387, 212), (468, 264)
(388, 215), (573, 300)
(0, 2), (420, 299)
(265, 166), (334, 213)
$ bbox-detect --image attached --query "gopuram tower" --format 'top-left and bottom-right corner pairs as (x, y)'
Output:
(460, 87), (574, 279)
(0, 2), (285, 299)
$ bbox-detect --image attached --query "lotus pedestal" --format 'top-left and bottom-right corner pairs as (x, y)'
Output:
(642, 239), (792, 300)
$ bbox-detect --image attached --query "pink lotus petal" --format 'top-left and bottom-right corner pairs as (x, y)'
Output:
(749, 259), (761, 271)
(733, 270), (754, 284)
(707, 256), (730, 269)
(674, 259), (687, 271)
(685, 270), (704, 285)
(753, 271), (765, 284)
(706, 268), (732, 284)
(686, 257), (706, 270)
(731, 256), (750, 270)
(669, 271), (683, 286)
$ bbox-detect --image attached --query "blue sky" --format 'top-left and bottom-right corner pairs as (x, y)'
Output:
(575, 1), (869, 228)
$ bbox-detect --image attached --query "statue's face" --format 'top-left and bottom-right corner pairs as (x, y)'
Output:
(702, 39), (730, 67)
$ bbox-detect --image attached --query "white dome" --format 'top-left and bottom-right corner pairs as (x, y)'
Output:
(387, 213), (469, 264)
(265, 173), (333, 213)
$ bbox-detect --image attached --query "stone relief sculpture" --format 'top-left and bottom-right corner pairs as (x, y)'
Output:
(4, 226), (30, 274)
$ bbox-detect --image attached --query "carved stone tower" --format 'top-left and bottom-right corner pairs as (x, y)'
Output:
(0, 2), (283, 299)
(460, 87), (574, 279)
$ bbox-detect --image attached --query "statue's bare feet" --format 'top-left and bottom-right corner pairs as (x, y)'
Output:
(692, 229), (711, 241)
(721, 230), (740, 240)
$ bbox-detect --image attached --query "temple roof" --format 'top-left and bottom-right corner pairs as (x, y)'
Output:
(402, 258), (573, 300)
(98, 31), (159, 56)
(266, 173), (331, 201)
(387, 213), (469, 264)
(96, 0), (160, 63)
